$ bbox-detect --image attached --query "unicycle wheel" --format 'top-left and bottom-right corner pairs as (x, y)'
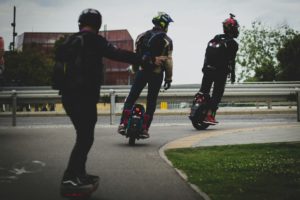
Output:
(192, 120), (210, 130)
(129, 135), (136, 146)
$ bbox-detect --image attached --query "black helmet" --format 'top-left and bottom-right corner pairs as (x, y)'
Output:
(78, 8), (102, 31)
(223, 13), (239, 38)
(152, 12), (174, 32)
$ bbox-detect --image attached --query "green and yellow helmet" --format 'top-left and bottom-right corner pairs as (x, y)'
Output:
(152, 12), (174, 31)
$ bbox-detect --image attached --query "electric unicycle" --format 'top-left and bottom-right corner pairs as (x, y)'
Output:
(125, 104), (145, 146)
(189, 92), (210, 130)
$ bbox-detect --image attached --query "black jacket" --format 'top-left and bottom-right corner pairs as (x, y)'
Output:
(56, 31), (141, 101)
(202, 34), (238, 75)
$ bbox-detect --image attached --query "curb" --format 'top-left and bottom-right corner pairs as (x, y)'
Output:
(159, 144), (211, 200)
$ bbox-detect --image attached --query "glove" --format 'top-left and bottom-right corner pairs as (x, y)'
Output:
(230, 73), (236, 84)
(163, 80), (172, 90)
(154, 56), (167, 66)
(141, 52), (154, 67)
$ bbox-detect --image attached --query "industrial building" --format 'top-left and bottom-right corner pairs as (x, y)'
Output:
(16, 30), (134, 85)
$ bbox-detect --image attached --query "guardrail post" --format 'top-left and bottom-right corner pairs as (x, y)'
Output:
(267, 100), (272, 109)
(255, 102), (259, 109)
(297, 89), (300, 122)
(110, 89), (116, 125)
(12, 90), (17, 126)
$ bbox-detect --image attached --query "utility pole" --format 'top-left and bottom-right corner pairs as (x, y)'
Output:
(104, 24), (107, 38)
(10, 6), (17, 51)
(103, 24), (107, 84)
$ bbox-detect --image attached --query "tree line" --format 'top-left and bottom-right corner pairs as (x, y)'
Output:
(236, 21), (300, 82)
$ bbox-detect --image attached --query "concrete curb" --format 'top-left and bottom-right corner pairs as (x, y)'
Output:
(159, 144), (211, 200)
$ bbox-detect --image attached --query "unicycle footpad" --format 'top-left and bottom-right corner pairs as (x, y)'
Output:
(60, 181), (99, 199)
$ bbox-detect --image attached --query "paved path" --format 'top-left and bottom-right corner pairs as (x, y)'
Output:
(0, 116), (299, 200)
(0, 126), (203, 200)
(162, 123), (300, 149)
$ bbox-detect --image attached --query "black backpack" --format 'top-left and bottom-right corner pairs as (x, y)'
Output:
(205, 35), (232, 70)
(52, 34), (84, 91)
(134, 30), (166, 70)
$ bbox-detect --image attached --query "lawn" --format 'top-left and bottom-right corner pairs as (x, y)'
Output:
(165, 143), (300, 200)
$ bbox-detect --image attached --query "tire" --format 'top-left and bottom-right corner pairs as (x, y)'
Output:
(128, 128), (139, 146)
(127, 117), (142, 146)
(192, 120), (210, 130)
(129, 135), (136, 146)
(191, 107), (210, 130)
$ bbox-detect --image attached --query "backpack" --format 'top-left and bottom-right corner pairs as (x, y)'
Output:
(205, 35), (232, 70)
(52, 34), (84, 91)
(133, 30), (166, 71)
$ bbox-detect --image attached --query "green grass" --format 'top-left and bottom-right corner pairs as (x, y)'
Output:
(165, 143), (300, 200)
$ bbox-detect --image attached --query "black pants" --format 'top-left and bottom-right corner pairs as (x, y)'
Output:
(200, 71), (228, 111)
(123, 70), (163, 127)
(62, 93), (97, 176)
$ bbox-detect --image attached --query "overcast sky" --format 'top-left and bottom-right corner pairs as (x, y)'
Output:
(1, 0), (300, 84)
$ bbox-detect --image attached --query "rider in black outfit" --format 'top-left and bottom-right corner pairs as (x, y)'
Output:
(56, 8), (165, 189)
(200, 14), (239, 125)
(117, 12), (174, 138)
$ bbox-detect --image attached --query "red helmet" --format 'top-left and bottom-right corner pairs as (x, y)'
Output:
(223, 13), (239, 38)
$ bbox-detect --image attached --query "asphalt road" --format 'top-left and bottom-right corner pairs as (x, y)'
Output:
(0, 114), (299, 200)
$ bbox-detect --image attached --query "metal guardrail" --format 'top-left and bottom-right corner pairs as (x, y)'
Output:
(1, 82), (300, 126)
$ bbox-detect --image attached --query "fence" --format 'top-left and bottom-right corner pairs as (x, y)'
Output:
(1, 82), (300, 126)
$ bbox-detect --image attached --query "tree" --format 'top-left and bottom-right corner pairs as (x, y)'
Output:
(3, 47), (54, 86)
(2, 34), (70, 86)
(277, 34), (300, 81)
(236, 21), (297, 82)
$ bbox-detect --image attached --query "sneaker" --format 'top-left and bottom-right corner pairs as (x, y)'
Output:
(60, 174), (99, 197)
(118, 124), (126, 135)
(203, 114), (218, 125)
(61, 174), (99, 187)
(140, 129), (150, 139)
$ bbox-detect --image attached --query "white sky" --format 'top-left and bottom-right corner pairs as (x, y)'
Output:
(1, 0), (300, 84)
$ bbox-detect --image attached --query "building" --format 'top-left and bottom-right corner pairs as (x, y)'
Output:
(16, 30), (134, 85)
